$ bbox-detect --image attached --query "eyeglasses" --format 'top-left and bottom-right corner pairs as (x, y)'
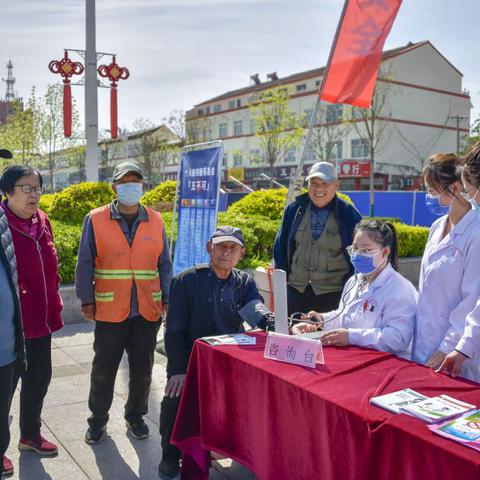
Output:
(346, 245), (382, 257)
(14, 184), (43, 195)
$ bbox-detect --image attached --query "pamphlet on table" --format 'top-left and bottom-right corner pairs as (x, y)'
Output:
(400, 394), (475, 423)
(429, 409), (480, 451)
(370, 388), (428, 414)
(201, 334), (256, 346)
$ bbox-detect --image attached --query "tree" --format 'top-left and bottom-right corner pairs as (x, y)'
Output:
(0, 89), (40, 166)
(164, 109), (211, 145)
(249, 87), (304, 185)
(131, 119), (177, 185)
(308, 103), (351, 164)
(346, 80), (394, 215)
(465, 117), (480, 151)
(98, 127), (128, 180)
(67, 144), (87, 182)
(37, 83), (81, 191)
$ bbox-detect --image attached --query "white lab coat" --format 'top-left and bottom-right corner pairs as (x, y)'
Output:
(322, 263), (417, 359)
(412, 210), (480, 382)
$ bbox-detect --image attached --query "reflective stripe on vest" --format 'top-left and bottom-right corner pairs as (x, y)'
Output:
(91, 204), (165, 322)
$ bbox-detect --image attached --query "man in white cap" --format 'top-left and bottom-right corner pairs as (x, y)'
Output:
(273, 161), (361, 315)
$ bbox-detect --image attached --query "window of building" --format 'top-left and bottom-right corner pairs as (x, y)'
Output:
(205, 106), (210, 114)
(236, 99), (242, 108)
(250, 149), (261, 165)
(233, 120), (243, 136)
(326, 104), (343, 123)
(233, 152), (243, 166)
(328, 141), (342, 160)
(250, 119), (256, 134)
(351, 138), (369, 159)
(214, 104), (221, 113)
(219, 123), (228, 138)
(198, 108), (203, 116)
(285, 148), (296, 163)
(228, 100), (235, 109)
(315, 80), (321, 87)
(223, 152), (228, 167)
(305, 147), (315, 162)
(296, 84), (307, 92)
(351, 107), (364, 120)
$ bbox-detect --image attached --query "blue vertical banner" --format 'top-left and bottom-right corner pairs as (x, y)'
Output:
(173, 142), (223, 275)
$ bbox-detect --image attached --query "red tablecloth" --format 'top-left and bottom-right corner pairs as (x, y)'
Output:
(171, 332), (480, 480)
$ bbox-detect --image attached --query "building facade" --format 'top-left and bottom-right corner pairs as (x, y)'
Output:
(185, 41), (472, 191)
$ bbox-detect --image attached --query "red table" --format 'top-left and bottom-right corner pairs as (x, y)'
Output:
(172, 332), (480, 480)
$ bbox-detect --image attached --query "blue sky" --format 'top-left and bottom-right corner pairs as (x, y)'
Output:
(1, 0), (479, 133)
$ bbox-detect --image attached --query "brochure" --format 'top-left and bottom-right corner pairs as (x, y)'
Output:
(400, 394), (476, 423)
(429, 409), (480, 451)
(201, 334), (256, 346)
(370, 388), (428, 414)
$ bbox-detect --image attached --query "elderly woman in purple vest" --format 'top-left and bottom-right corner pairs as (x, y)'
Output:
(0, 165), (63, 457)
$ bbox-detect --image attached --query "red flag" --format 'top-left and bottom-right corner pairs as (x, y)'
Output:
(320, 0), (402, 108)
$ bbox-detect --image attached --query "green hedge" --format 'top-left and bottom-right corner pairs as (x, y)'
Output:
(50, 182), (115, 225)
(44, 182), (429, 284)
(141, 180), (177, 209)
(228, 188), (354, 220)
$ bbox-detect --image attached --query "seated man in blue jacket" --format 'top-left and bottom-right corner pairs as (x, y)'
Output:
(158, 226), (270, 479)
(273, 162), (362, 315)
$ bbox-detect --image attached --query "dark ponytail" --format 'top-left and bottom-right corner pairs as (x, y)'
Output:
(354, 220), (399, 271)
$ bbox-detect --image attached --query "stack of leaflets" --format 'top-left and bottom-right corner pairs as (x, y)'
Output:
(201, 334), (256, 346)
(400, 394), (475, 423)
(429, 409), (480, 452)
(370, 388), (428, 414)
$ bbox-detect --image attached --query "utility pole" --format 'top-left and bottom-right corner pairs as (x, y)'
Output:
(85, 0), (99, 181)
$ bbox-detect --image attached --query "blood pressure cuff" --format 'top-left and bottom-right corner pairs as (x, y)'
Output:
(238, 299), (275, 330)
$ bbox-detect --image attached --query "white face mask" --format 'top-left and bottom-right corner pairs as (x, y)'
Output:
(461, 187), (480, 211)
(116, 182), (143, 206)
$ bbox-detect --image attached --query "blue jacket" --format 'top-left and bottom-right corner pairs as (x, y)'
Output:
(273, 193), (362, 278)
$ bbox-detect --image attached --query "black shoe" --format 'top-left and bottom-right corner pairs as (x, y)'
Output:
(84, 425), (106, 444)
(125, 419), (150, 439)
(158, 459), (179, 479)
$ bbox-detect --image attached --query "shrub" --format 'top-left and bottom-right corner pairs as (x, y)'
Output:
(50, 219), (82, 284)
(394, 223), (429, 257)
(49, 182), (115, 225)
(227, 188), (354, 220)
(38, 193), (56, 215)
(142, 180), (177, 211)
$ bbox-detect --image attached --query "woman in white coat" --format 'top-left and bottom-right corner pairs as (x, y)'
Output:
(412, 153), (480, 382)
(437, 144), (480, 380)
(292, 220), (417, 359)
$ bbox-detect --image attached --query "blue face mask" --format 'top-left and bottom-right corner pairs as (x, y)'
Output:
(349, 250), (381, 275)
(425, 193), (449, 216)
(116, 182), (143, 206)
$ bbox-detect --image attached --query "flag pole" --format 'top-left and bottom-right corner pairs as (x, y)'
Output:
(286, 0), (350, 204)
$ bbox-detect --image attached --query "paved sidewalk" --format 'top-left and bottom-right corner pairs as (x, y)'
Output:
(5, 322), (256, 480)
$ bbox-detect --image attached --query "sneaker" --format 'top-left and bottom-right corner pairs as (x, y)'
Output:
(125, 419), (150, 439)
(18, 434), (58, 456)
(1, 456), (13, 477)
(84, 425), (106, 445)
(158, 459), (179, 479)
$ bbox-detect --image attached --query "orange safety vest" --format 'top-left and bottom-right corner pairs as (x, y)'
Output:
(90, 205), (165, 322)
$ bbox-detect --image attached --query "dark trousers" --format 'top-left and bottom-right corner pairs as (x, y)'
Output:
(12, 335), (52, 439)
(159, 393), (182, 463)
(88, 316), (160, 430)
(0, 360), (16, 462)
(287, 284), (342, 316)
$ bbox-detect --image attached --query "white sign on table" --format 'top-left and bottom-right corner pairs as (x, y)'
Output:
(264, 332), (324, 368)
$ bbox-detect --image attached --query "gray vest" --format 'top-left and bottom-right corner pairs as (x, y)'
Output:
(288, 204), (350, 295)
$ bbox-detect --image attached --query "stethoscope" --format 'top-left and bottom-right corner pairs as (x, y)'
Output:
(288, 275), (370, 329)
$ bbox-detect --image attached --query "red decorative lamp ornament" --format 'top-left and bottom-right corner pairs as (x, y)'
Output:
(48, 51), (84, 137)
(97, 56), (129, 139)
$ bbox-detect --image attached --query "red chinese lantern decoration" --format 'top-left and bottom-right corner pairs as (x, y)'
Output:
(48, 51), (84, 137)
(97, 56), (129, 139)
